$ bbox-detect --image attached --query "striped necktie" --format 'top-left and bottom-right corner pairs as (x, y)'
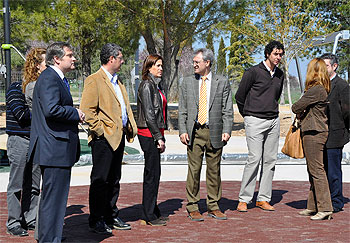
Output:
(63, 77), (70, 91)
(197, 76), (207, 125)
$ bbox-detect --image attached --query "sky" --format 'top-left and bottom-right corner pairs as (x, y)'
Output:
(139, 35), (347, 85)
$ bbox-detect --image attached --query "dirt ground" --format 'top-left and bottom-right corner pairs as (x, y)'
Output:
(0, 105), (293, 137)
(166, 105), (293, 137)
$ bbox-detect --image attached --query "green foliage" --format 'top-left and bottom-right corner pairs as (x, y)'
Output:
(206, 29), (215, 71)
(206, 29), (215, 52)
(312, 0), (349, 81)
(116, 0), (235, 101)
(219, 0), (255, 83)
(226, 31), (255, 84)
(216, 37), (226, 75)
(4, 0), (140, 79)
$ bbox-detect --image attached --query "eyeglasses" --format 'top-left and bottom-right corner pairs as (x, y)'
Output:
(193, 60), (207, 65)
(115, 56), (124, 62)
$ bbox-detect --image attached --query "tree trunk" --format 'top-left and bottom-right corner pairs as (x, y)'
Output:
(284, 67), (294, 120)
(81, 44), (92, 81)
(142, 29), (157, 55)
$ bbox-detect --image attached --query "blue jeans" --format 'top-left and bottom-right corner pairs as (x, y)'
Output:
(324, 148), (344, 210)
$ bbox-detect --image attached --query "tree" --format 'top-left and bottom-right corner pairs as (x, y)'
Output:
(225, 0), (334, 115)
(313, 0), (350, 81)
(226, 30), (255, 85)
(6, 0), (140, 80)
(216, 37), (226, 75)
(116, 0), (233, 101)
(219, 0), (256, 85)
(206, 29), (215, 71)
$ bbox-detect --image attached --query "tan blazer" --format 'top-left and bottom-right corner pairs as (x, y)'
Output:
(80, 68), (137, 151)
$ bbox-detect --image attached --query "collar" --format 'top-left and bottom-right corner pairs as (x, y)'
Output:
(263, 60), (276, 73)
(201, 71), (212, 81)
(330, 73), (336, 81)
(101, 66), (117, 82)
(50, 65), (64, 80)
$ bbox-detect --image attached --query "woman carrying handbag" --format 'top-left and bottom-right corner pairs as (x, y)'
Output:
(292, 58), (333, 220)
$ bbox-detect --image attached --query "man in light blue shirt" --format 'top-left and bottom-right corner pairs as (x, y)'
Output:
(80, 43), (137, 234)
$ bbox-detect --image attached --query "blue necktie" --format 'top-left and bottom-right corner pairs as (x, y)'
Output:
(63, 77), (70, 91)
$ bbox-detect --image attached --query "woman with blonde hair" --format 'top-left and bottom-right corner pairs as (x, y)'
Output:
(22, 47), (46, 110)
(292, 58), (333, 220)
(6, 47), (46, 236)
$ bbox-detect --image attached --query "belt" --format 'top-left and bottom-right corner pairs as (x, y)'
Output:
(194, 122), (209, 129)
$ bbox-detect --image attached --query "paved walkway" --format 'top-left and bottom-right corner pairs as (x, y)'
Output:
(1, 134), (350, 242)
(0, 182), (349, 243)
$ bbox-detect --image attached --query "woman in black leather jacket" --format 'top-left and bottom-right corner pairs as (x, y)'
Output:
(137, 54), (168, 226)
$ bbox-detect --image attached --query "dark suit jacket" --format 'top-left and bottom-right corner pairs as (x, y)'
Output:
(178, 73), (233, 149)
(292, 85), (328, 133)
(326, 75), (350, 148)
(28, 66), (80, 167)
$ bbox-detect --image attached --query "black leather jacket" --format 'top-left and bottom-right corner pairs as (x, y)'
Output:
(137, 74), (167, 142)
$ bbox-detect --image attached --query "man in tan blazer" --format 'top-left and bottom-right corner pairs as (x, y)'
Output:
(80, 43), (137, 234)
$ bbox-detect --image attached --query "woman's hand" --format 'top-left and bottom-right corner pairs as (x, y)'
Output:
(157, 139), (166, 153)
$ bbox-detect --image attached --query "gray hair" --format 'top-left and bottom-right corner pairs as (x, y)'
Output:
(194, 48), (214, 67)
(100, 43), (123, 65)
(45, 42), (72, 66)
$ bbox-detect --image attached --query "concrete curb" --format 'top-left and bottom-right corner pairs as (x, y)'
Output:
(76, 152), (350, 166)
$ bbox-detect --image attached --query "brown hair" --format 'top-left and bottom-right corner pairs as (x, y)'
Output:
(142, 54), (163, 80)
(304, 58), (330, 93)
(22, 47), (46, 93)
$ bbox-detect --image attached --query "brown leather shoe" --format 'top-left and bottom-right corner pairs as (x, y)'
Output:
(208, 210), (227, 220)
(237, 202), (248, 212)
(188, 211), (204, 221)
(256, 201), (275, 211)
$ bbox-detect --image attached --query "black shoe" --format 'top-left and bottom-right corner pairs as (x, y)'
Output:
(147, 218), (167, 226)
(333, 208), (343, 213)
(6, 226), (29, 237)
(107, 217), (131, 230)
(159, 216), (170, 221)
(89, 220), (112, 235)
(26, 223), (36, 231)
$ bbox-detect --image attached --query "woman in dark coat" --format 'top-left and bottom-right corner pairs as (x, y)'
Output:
(137, 54), (168, 226)
(292, 58), (333, 220)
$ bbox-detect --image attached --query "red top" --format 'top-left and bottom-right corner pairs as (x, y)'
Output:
(138, 89), (167, 138)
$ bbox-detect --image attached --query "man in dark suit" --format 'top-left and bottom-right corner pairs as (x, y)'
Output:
(28, 42), (85, 243)
(178, 48), (233, 221)
(321, 53), (350, 213)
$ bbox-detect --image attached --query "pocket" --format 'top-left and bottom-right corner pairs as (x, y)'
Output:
(49, 130), (69, 140)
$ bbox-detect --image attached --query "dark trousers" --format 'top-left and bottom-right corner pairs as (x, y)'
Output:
(138, 135), (161, 222)
(38, 166), (71, 243)
(88, 136), (125, 225)
(324, 148), (344, 210)
(303, 131), (332, 212)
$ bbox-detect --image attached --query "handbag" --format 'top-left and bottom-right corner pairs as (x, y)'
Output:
(281, 118), (304, 159)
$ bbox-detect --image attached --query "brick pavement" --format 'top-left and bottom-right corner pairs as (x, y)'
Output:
(0, 181), (349, 243)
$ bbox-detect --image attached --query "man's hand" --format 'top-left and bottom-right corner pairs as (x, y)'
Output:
(157, 139), (166, 153)
(222, 133), (230, 142)
(76, 108), (85, 123)
(180, 133), (189, 145)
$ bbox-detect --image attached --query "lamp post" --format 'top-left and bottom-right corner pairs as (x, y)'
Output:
(3, 0), (11, 91)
